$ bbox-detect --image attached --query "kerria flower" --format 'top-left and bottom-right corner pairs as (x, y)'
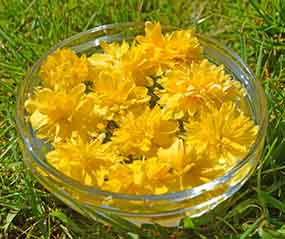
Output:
(157, 59), (244, 118)
(89, 41), (155, 86)
(158, 138), (225, 188)
(100, 161), (149, 194)
(143, 157), (173, 194)
(158, 138), (194, 177)
(46, 137), (124, 186)
(98, 164), (134, 193)
(136, 21), (202, 71)
(88, 41), (129, 76)
(157, 139), (212, 191)
(25, 84), (85, 141)
(112, 105), (179, 157)
(98, 158), (173, 195)
(71, 94), (107, 141)
(88, 70), (150, 120)
(119, 44), (157, 86)
(39, 48), (89, 90)
(123, 158), (173, 194)
(185, 102), (259, 168)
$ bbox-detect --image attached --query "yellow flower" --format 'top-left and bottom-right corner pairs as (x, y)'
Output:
(103, 157), (172, 195)
(128, 160), (146, 186)
(99, 164), (134, 193)
(88, 70), (150, 120)
(144, 157), (173, 194)
(136, 22), (165, 48)
(112, 106), (179, 157)
(165, 28), (202, 63)
(101, 41), (130, 60)
(97, 158), (172, 195)
(157, 138), (195, 190)
(25, 84), (85, 141)
(157, 138), (194, 176)
(89, 41), (156, 86)
(157, 138), (224, 189)
(71, 94), (107, 140)
(119, 44), (157, 86)
(136, 22), (202, 71)
(185, 102), (259, 167)
(157, 59), (244, 118)
(39, 48), (90, 90)
(46, 137), (124, 186)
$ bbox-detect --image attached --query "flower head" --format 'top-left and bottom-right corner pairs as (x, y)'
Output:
(99, 157), (173, 195)
(144, 157), (173, 194)
(158, 138), (193, 176)
(71, 94), (107, 140)
(158, 59), (244, 118)
(185, 102), (259, 167)
(25, 84), (85, 141)
(112, 106), (179, 157)
(136, 22), (202, 71)
(39, 48), (90, 90)
(89, 41), (156, 86)
(88, 70), (150, 120)
(25, 83), (107, 142)
(47, 137), (124, 186)
(98, 164), (134, 193)
(157, 138), (225, 189)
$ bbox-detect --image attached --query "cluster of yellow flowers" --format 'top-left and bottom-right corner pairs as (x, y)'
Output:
(25, 22), (258, 195)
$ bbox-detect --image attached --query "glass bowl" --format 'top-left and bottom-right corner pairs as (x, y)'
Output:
(16, 22), (268, 227)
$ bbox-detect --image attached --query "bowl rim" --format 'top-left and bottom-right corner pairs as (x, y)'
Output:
(16, 22), (268, 202)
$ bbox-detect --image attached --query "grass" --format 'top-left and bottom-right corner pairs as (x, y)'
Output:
(0, 0), (284, 238)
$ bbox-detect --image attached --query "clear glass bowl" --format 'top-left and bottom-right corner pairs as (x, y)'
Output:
(16, 22), (268, 227)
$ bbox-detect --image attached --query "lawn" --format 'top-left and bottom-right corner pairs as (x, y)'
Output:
(0, 0), (285, 238)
